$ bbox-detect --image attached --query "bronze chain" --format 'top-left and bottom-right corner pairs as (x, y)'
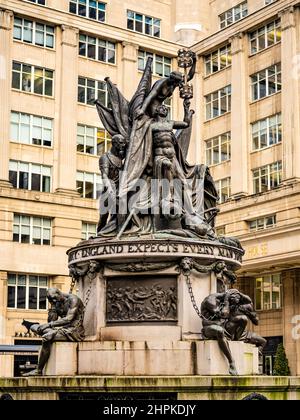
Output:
(184, 274), (203, 320)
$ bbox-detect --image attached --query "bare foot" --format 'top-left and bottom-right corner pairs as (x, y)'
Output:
(22, 369), (42, 377)
(229, 363), (238, 376)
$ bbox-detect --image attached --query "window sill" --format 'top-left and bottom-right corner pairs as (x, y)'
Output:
(79, 55), (117, 68)
(204, 65), (232, 80)
(10, 141), (54, 150)
(77, 152), (100, 159)
(249, 42), (281, 58)
(250, 143), (282, 154)
(7, 308), (48, 313)
(207, 160), (231, 168)
(13, 39), (56, 52)
(204, 111), (231, 123)
(11, 89), (54, 100)
(250, 91), (281, 105)
(126, 28), (161, 40)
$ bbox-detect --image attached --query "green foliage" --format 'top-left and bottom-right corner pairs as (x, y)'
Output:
(273, 344), (291, 376)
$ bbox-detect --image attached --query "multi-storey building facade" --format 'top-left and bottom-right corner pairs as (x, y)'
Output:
(0, 0), (300, 377)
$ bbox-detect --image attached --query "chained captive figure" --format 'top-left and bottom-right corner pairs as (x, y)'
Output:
(23, 288), (85, 376)
(201, 289), (266, 375)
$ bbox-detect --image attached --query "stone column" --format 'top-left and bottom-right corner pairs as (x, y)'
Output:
(229, 32), (249, 198)
(282, 269), (300, 375)
(280, 6), (300, 183)
(121, 42), (139, 100)
(55, 26), (79, 195)
(0, 9), (13, 188)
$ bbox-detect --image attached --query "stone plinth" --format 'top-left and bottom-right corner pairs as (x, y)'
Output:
(196, 341), (259, 376)
(45, 343), (78, 376)
(76, 340), (258, 376)
(67, 238), (243, 342)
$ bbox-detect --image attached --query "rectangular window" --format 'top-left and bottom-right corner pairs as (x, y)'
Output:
(82, 222), (97, 240)
(79, 34), (116, 64)
(25, 0), (46, 5)
(76, 172), (102, 199)
(251, 64), (281, 101)
(14, 17), (54, 48)
(7, 273), (48, 310)
(249, 215), (276, 231)
(252, 114), (282, 151)
(215, 178), (231, 204)
(205, 45), (232, 76)
(219, 2), (248, 29)
(127, 10), (161, 38)
(249, 20), (281, 55)
(138, 50), (171, 77)
(69, 0), (106, 22)
(205, 86), (231, 120)
(10, 111), (53, 147)
(13, 215), (51, 246)
(253, 162), (282, 194)
(9, 161), (51, 193)
(205, 133), (231, 166)
(12, 62), (54, 97)
(78, 77), (108, 106)
(77, 125), (111, 156)
(255, 274), (282, 311)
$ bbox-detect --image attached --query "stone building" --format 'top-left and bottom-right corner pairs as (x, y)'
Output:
(0, 0), (299, 377)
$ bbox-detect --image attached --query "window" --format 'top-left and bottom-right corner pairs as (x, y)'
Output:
(10, 112), (53, 147)
(205, 133), (231, 166)
(7, 274), (48, 310)
(219, 2), (248, 29)
(205, 86), (231, 120)
(138, 50), (171, 77)
(82, 222), (97, 240)
(251, 64), (281, 101)
(249, 215), (276, 231)
(13, 17), (54, 48)
(255, 274), (282, 311)
(77, 125), (111, 156)
(12, 62), (54, 97)
(13, 215), (51, 245)
(77, 172), (102, 199)
(69, 0), (106, 22)
(205, 45), (232, 76)
(265, 0), (276, 4)
(252, 114), (282, 150)
(215, 178), (231, 204)
(253, 162), (282, 194)
(127, 11), (161, 37)
(79, 34), (116, 64)
(250, 20), (281, 55)
(25, 0), (46, 5)
(78, 77), (108, 106)
(9, 161), (51, 192)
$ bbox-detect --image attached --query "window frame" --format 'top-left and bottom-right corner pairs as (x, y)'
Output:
(78, 76), (108, 106)
(13, 16), (55, 49)
(79, 34), (116, 65)
(219, 2), (248, 29)
(9, 161), (52, 193)
(255, 273), (282, 311)
(205, 44), (232, 76)
(12, 61), (54, 97)
(249, 19), (281, 56)
(7, 273), (49, 311)
(127, 10), (161, 38)
(205, 132), (231, 166)
(205, 86), (232, 121)
(69, 0), (106, 23)
(77, 124), (111, 156)
(215, 177), (231, 204)
(82, 222), (97, 240)
(13, 214), (52, 246)
(249, 215), (276, 231)
(251, 63), (281, 101)
(251, 114), (282, 151)
(76, 171), (102, 199)
(252, 161), (282, 194)
(138, 50), (172, 77)
(10, 111), (53, 148)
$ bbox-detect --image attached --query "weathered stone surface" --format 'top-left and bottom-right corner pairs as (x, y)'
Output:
(45, 343), (78, 376)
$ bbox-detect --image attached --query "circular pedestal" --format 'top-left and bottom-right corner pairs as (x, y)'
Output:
(68, 238), (243, 342)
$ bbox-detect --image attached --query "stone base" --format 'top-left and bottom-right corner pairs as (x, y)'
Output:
(1, 376), (300, 400)
(45, 343), (78, 376)
(44, 340), (259, 377)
